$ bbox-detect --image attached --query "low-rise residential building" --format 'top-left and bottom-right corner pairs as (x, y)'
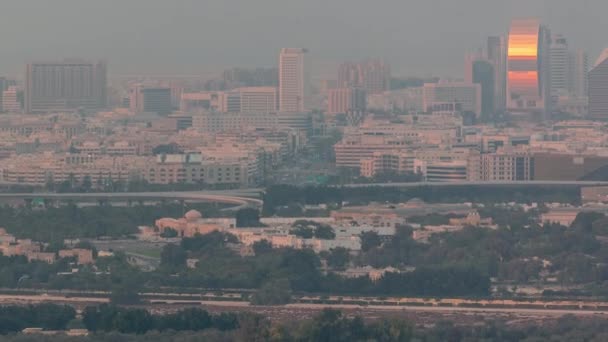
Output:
(145, 152), (254, 187)
(28, 252), (57, 263)
(155, 210), (236, 238)
(448, 211), (494, 227)
(58, 249), (94, 265)
(0, 153), (147, 186)
(541, 209), (580, 227)
(340, 266), (404, 282)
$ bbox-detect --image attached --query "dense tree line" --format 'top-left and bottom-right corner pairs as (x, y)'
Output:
(290, 220), (336, 240)
(0, 202), (224, 242)
(263, 184), (581, 215)
(0, 304), (75, 334)
(0, 254), (71, 288)
(357, 212), (608, 289)
(3, 209), (608, 298)
(276, 309), (413, 342)
(2, 202), (608, 299)
(235, 208), (264, 227)
(0, 252), (148, 297)
(154, 233), (490, 297)
(6, 308), (608, 341)
(83, 305), (239, 334)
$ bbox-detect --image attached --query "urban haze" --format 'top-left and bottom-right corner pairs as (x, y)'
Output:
(0, 0), (606, 76)
(2, 1), (608, 341)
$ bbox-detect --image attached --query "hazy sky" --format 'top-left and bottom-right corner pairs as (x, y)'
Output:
(0, 0), (605, 78)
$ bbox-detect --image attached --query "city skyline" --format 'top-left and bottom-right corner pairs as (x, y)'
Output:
(0, 0), (606, 78)
(2, 3), (608, 338)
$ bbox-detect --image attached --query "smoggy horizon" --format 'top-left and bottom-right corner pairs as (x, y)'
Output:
(1, 0), (606, 78)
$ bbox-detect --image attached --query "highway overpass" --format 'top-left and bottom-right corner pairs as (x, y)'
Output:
(0, 190), (264, 210)
(340, 180), (608, 188)
(1, 181), (606, 209)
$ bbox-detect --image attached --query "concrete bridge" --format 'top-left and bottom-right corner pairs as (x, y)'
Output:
(0, 189), (264, 210)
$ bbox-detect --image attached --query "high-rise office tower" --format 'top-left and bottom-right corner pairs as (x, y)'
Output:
(550, 34), (570, 97)
(465, 50), (484, 83)
(570, 49), (589, 98)
(361, 60), (390, 94)
(588, 49), (608, 120)
(465, 51), (495, 121)
(487, 36), (507, 112)
(279, 48), (307, 113)
(337, 62), (360, 88)
(338, 60), (390, 94)
(327, 87), (367, 115)
(129, 84), (172, 115)
(506, 18), (551, 119)
(25, 60), (107, 113)
(472, 60), (495, 122)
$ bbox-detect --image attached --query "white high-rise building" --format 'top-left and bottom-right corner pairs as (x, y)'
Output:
(2, 86), (21, 113)
(279, 48), (307, 113)
(550, 34), (570, 97)
(570, 49), (589, 98)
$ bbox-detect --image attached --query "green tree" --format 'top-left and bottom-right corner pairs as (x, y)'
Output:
(252, 240), (273, 255)
(160, 243), (187, 268)
(235, 208), (263, 227)
(152, 143), (182, 155)
(290, 226), (314, 238)
(250, 279), (292, 306)
(325, 247), (350, 270)
(234, 313), (271, 342)
(368, 318), (413, 342)
(360, 231), (382, 252)
(82, 175), (93, 192)
(315, 225), (336, 240)
(160, 227), (178, 238)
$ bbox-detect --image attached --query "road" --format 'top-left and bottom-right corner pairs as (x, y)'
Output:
(0, 190), (264, 209)
(340, 180), (608, 188)
(0, 180), (604, 212)
(1, 180), (603, 205)
(2, 291), (608, 317)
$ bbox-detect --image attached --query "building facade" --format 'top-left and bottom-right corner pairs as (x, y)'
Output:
(472, 60), (495, 121)
(327, 87), (366, 115)
(550, 34), (570, 97)
(570, 49), (589, 98)
(130, 85), (172, 115)
(239, 87), (277, 113)
(506, 18), (551, 118)
(145, 153), (254, 187)
(338, 60), (390, 95)
(25, 60), (106, 113)
(279, 48), (307, 113)
(423, 82), (482, 117)
(2, 86), (21, 113)
(487, 36), (507, 112)
(588, 49), (608, 120)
